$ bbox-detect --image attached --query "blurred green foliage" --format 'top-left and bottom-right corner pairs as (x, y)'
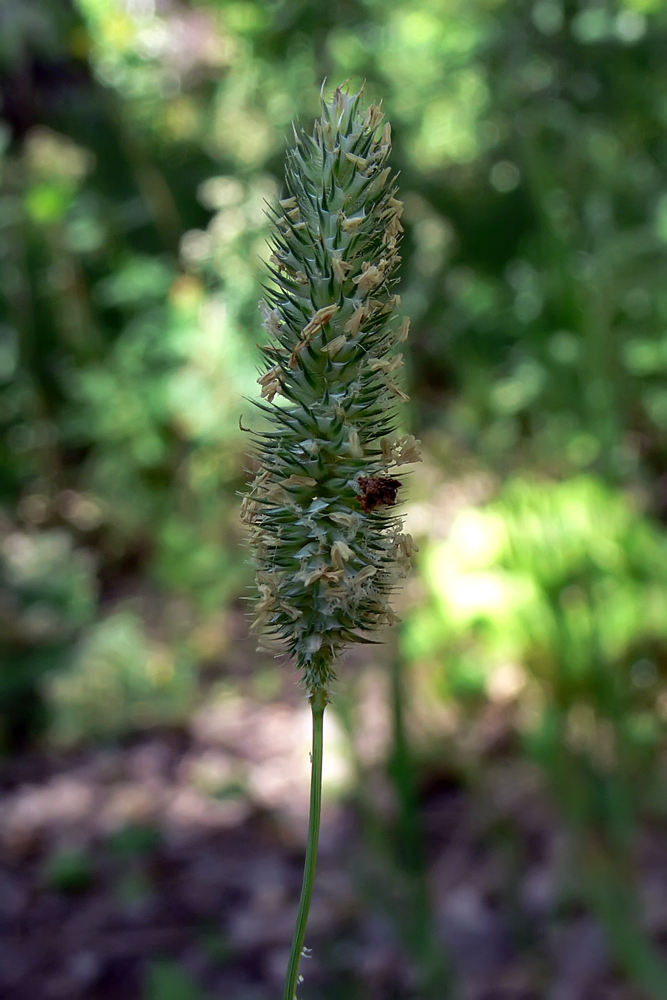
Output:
(45, 609), (197, 743)
(43, 845), (95, 894)
(107, 821), (162, 857)
(4, 0), (667, 991)
(409, 477), (667, 993)
(2, 0), (667, 736)
(144, 959), (206, 1000)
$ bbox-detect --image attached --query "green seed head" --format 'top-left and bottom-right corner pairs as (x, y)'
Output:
(242, 84), (419, 693)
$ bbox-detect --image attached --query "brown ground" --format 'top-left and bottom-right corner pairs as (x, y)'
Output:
(0, 667), (662, 1000)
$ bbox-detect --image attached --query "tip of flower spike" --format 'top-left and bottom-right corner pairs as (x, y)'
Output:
(333, 78), (365, 106)
(364, 102), (384, 131)
(320, 79), (368, 136)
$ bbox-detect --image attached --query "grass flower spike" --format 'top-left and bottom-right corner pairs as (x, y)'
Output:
(242, 83), (418, 999)
(243, 83), (418, 690)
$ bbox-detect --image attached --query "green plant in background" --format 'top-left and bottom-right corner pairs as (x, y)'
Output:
(43, 845), (95, 894)
(0, 2), (262, 744)
(144, 959), (206, 1000)
(71, 0), (667, 477)
(243, 84), (418, 999)
(410, 475), (667, 720)
(4, 0), (667, 754)
(0, 524), (96, 747)
(44, 610), (197, 745)
(408, 475), (667, 996)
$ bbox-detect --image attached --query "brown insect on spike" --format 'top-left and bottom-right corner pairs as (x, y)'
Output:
(357, 475), (402, 512)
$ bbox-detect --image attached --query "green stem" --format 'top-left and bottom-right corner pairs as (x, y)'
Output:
(283, 686), (327, 1000)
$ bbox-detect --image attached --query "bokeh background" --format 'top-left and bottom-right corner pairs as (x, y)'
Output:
(3, 0), (667, 997)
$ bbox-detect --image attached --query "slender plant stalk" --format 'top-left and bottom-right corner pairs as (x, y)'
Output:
(283, 686), (327, 1000)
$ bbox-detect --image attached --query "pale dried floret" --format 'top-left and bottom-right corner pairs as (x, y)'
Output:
(321, 335), (347, 357)
(252, 582), (278, 629)
(259, 300), (284, 337)
(260, 379), (282, 402)
(347, 428), (363, 458)
(364, 104), (384, 130)
(262, 534), (286, 547)
(381, 435), (396, 466)
(328, 511), (359, 530)
(302, 303), (340, 338)
(344, 305), (369, 336)
(375, 168), (391, 189)
(385, 214), (404, 239)
(353, 565), (378, 585)
(255, 638), (280, 653)
(299, 567), (326, 588)
(331, 252), (352, 284)
(353, 263), (383, 295)
(322, 568), (345, 582)
(396, 434), (422, 465)
(265, 482), (290, 502)
(345, 152), (368, 169)
(299, 565), (344, 588)
(396, 317), (410, 343)
(387, 196), (403, 218)
(368, 353), (404, 374)
(258, 366), (283, 387)
(239, 495), (260, 524)
(393, 533), (418, 576)
(248, 469), (272, 492)
(396, 533), (418, 558)
(384, 380), (410, 403)
(340, 213), (365, 233)
(331, 540), (353, 569)
(280, 474), (318, 487)
(291, 303), (340, 366)
(380, 433), (421, 466)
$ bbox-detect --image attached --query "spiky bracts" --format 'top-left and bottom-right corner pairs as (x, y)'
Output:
(242, 85), (419, 694)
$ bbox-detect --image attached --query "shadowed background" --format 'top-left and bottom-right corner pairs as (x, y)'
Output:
(2, 0), (667, 997)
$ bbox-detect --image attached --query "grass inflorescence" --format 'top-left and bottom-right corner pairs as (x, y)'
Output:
(242, 83), (418, 696)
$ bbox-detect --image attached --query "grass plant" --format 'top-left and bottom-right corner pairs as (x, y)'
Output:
(242, 83), (417, 999)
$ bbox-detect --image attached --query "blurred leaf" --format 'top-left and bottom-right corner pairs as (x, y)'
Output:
(43, 848), (94, 894)
(107, 822), (162, 858)
(144, 960), (205, 1000)
(94, 256), (173, 308)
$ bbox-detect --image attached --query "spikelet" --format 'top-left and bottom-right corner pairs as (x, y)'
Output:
(243, 84), (417, 694)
